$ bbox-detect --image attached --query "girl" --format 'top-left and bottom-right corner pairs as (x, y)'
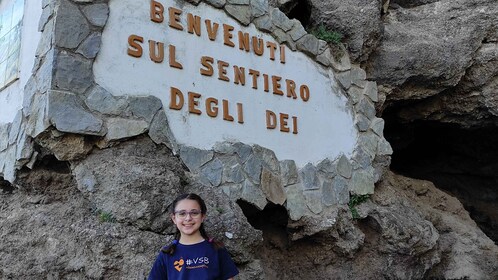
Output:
(148, 193), (239, 280)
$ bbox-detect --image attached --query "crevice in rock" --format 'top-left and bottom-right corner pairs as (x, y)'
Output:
(0, 178), (15, 194)
(32, 154), (72, 174)
(236, 199), (289, 249)
(383, 106), (498, 244)
(282, 0), (311, 28)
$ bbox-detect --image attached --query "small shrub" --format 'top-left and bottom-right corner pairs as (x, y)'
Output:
(348, 194), (370, 219)
(310, 25), (343, 44)
(96, 210), (116, 223)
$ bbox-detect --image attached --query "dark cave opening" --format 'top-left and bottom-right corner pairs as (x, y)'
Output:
(237, 200), (290, 249)
(383, 109), (498, 244)
(282, 0), (311, 28)
(0, 178), (15, 194)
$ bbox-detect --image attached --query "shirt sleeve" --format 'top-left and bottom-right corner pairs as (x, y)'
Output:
(218, 247), (239, 280)
(148, 251), (168, 280)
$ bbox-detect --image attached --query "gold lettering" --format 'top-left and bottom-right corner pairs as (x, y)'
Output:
(168, 7), (183, 30)
(300, 85), (310, 101)
(223, 24), (235, 47)
(218, 60), (230, 82)
(266, 110), (277, 129)
(169, 87), (184, 110)
(286, 79), (297, 99)
(205, 19), (219, 41)
(187, 13), (201, 36)
(150, 0), (164, 23)
(169, 45), (183, 69)
(200, 56), (214, 76)
(127, 35), (143, 58)
(280, 113), (290, 132)
(266, 41), (277, 60)
(238, 31), (250, 52)
(148, 40), (164, 63)
(237, 103), (244, 124)
(272, 75), (283, 95)
(222, 100), (234, 121)
(188, 92), (202, 115)
(248, 69), (260, 89)
(206, 97), (218, 117)
(233, 66), (246, 85)
(252, 36), (264, 56)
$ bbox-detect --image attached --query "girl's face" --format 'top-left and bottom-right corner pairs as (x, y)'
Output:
(171, 199), (206, 238)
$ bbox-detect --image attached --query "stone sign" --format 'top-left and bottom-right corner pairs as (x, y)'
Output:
(94, 0), (357, 166)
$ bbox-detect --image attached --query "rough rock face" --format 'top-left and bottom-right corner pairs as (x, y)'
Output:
(2, 146), (497, 279)
(303, 0), (498, 127)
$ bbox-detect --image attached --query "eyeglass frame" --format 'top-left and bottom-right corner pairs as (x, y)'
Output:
(173, 210), (203, 219)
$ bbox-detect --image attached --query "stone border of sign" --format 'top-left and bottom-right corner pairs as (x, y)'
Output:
(0, 0), (392, 235)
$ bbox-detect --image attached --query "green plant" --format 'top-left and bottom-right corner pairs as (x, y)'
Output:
(96, 210), (116, 223)
(348, 194), (370, 220)
(216, 207), (224, 214)
(310, 25), (343, 44)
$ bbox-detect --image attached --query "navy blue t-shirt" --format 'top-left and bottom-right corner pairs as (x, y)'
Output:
(148, 240), (239, 280)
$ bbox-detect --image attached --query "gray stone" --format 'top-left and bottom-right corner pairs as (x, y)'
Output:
(37, 133), (91, 161)
(350, 66), (367, 86)
(370, 117), (385, 137)
(54, 51), (93, 94)
(243, 154), (262, 184)
(304, 190), (323, 214)
(15, 128), (33, 165)
(36, 17), (54, 59)
(377, 137), (393, 156)
(224, 4), (251, 26)
(322, 176), (349, 206)
(285, 183), (308, 220)
(82, 4), (109, 27)
(22, 77), (37, 118)
(280, 160), (298, 186)
(221, 183), (242, 200)
(321, 180), (334, 206)
(227, 0), (249, 4)
(0, 124), (10, 152)
(355, 113), (370, 132)
(330, 44), (351, 72)
(333, 176), (350, 205)
(316, 48), (332, 67)
(76, 32), (101, 59)
(272, 28), (290, 44)
(253, 14), (273, 32)
(318, 40), (328, 54)
(296, 34), (319, 57)
(347, 85), (363, 105)
(253, 145), (279, 173)
(350, 168), (375, 195)
(179, 146), (214, 171)
(288, 20), (307, 42)
(317, 158), (337, 177)
(200, 158), (223, 187)
(26, 92), (50, 138)
(356, 97), (376, 120)
(103, 118), (148, 141)
(336, 154), (352, 179)
(301, 163), (319, 190)
(2, 145), (17, 182)
(336, 70), (351, 90)
(221, 156), (245, 184)
(85, 85), (128, 115)
(128, 96), (163, 123)
(205, 0), (226, 8)
(0, 151), (5, 174)
(55, 0), (91, 49)
(34, 49), (54, 94)
(8, 111), (23, 145)
(357, 132), (379, 160)
(73, 165), (97, 192)
(241, 180), (267, 210)
(214, 142), (237, 154)
(234, 142), (252, 162)
(364, 81), (379, 102)
(351, 147), (372, 170)
(250, 0), (267, 18)
(38, 3), (53, 32)
(271, 8), (293, 31)
(261, 168), (286, 205)
(48, 90), (104, 135)
(185, 0), (202, 5)
(148, 110), (174, 149)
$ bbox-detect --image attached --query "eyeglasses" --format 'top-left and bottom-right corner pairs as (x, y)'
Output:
(174, 210), (202, 219)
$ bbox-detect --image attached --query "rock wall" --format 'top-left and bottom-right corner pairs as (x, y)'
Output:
(1, 0), (498, 279)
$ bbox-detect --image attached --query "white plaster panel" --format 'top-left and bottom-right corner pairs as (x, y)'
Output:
(94, 0), (358, 166)
(0, 1), (42, 124)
